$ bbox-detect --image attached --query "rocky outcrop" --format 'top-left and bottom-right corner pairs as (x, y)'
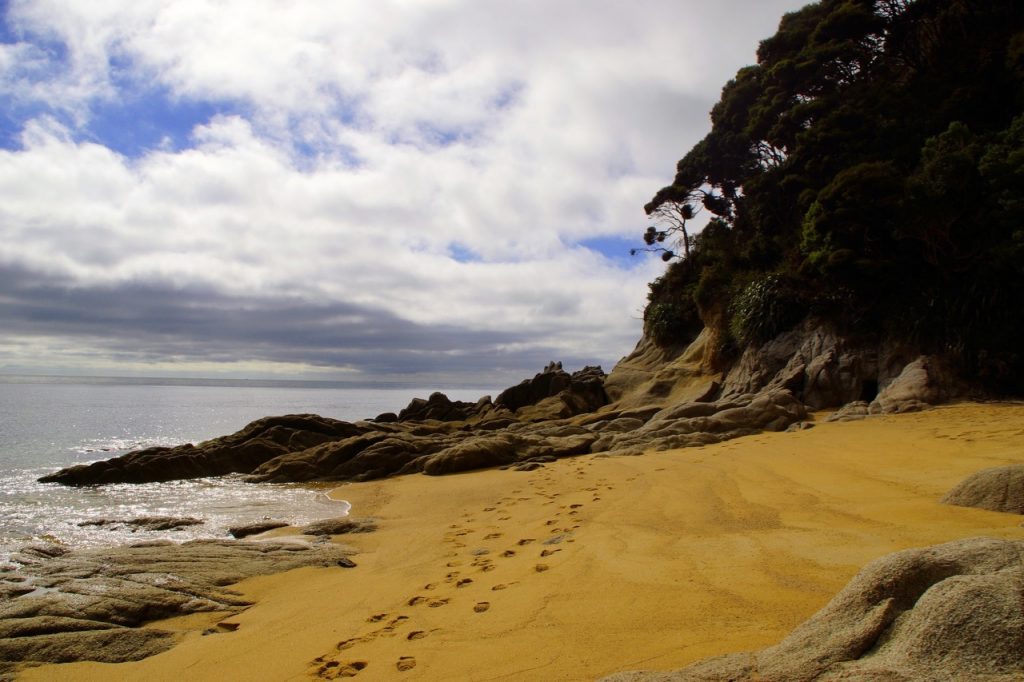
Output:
(604, 328), (722, 409)
(592, 389), (806, 455)
(39, 414), (363, 485)
(600, 536), (1024, 682)
(36, 335), (967, 489)
(37, 365), (613, 487)
(496, 363), (609, 419)
(942, 465), (1024, 514)
(0, 536), (361, 672)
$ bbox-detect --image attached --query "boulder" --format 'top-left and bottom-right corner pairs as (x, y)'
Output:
(870, 355), (962, 414)
(600, 537), (1024, 682)
(941, 465), (1024, 514)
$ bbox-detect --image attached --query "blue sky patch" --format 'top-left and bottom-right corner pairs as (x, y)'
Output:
(577, 235), (643, 265)
(85, 89), (239, 157)
(448, 243), (482, 263)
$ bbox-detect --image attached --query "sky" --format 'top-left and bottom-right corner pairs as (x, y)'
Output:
(0, 0), (806, 386)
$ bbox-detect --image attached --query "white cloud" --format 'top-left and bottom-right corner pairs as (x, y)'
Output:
(0, 0), (805, 380)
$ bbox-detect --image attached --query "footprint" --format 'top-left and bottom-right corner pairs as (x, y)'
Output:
(424, 583), (437, 590)
(474, 601), (491, 613)
(484, 532), (503, 540)
(428, 598), (449, 608)
(535, 564), (550, 572)
(318, 660), (367, 678)
(367, 613), (388, 623)
(396, 656), (417, 672)
(517, 538), (535, 546)
(406, 631), (427, 641)
(491, 583), (510, 591)
(569, 504), (583, 509)
(407, 596), (426, 606)
(501, 550), (516, 558)
(483, 506), (496, 511)
(540, 548), (560, 557)
(456, 578), (474, 588)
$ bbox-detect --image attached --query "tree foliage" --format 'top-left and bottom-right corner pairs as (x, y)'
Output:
(641, 0), (1024, 390)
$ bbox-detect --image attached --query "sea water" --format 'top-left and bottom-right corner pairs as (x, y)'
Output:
(0, 375), (492, 561)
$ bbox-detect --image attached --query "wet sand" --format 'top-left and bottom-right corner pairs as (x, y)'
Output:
(22, 402), (1024, 681)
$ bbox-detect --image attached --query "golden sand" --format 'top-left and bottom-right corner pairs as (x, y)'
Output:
(23, 403), (1024, 681)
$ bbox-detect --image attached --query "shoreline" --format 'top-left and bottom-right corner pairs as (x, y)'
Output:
(17, 402), (1024, 680)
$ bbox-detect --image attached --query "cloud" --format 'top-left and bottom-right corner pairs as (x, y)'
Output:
(0, 0), (806, 382)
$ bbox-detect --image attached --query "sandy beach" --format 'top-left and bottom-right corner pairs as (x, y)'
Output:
(22, 402), (1024, 681)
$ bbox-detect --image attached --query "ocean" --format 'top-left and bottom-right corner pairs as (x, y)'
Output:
(0, 375), (493, 562)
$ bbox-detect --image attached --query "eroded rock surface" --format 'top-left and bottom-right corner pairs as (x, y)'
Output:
(0, 537), (360, 674)
(600, 537), (1024, 682)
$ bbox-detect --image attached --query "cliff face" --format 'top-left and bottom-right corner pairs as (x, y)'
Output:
(607, 317), (966, 417)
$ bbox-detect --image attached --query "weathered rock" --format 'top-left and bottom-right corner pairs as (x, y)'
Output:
(604, 328), (722, 408)
(78, 517), (204, 532)
(869, 355), (962, 414)
(301, 517), (377, 536)
(227, 521), (290, 538)
(495, 365), (574, 411)
(599, 537), (1024, 682)
(0, 538), (359, 670)
(39, 414), (367, 486)
(825, 400), (871, 422)
(422, 435), (519, 476)
(594, 390), (806, 455)
(398, 392), (476, 422)
(941, 465), (1024, 514)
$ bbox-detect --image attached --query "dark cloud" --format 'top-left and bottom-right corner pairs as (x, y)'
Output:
(0, 262), (590, 377)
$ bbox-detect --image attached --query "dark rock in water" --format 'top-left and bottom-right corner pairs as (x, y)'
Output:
(600, 537), (1024, 682)
(941, 465), (1024, 514)
(227, 521), (290, 538)
(301, 517), (377, 536)
(38, 414), (368, 486)
(78, 516), (204, 532)
(0, 538), (359, 670)
(372, 412), (399, 423)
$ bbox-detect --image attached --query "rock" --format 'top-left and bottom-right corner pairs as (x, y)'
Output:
(301, 517), (377, 536)
(595, 390), (806, 455)
(494, 365), (574, 411)
(422, 435), (519, 476)
(398, 392), (476, 422)
(599, 537), (1024, 682)
(39, 414), (367, 486)
(869, 355), (961, 414)
(0, 538), (358, 670)
(78, 517), (204, 532)
(825, 400), (871, 422)
(604, 327), (723, 408)
(941, 465), (1024, 514)
(227, 521), (290, 539)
